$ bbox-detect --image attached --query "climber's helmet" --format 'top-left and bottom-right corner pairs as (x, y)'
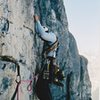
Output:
(43, 26), (49, 32)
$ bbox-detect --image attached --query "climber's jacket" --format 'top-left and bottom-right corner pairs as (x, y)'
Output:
(35, 20), (58, 58)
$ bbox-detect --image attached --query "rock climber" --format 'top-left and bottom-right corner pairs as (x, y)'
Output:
(34, 15), (64, 86)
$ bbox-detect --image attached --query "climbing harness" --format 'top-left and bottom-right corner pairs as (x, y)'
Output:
(0, 55), (37, 100)
(43, 38), (59, 56)
(41, 58), (64, 87)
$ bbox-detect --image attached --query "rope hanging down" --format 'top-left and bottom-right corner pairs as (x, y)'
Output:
(0, 55), (38, 100)
(0, 55), (21, 78)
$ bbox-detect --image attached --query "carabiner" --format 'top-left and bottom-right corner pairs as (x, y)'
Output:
(16, 75), (21, 83)
(27, 80), (32, 91)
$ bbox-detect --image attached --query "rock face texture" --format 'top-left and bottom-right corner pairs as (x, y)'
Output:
(0, 0), (91, 100)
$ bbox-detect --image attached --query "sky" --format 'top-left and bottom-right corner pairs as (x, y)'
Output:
(64, 0), (100, 99)
(64, 0), (100, 54)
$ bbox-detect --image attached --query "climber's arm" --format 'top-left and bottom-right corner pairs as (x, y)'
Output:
(34, 15), (56, 43)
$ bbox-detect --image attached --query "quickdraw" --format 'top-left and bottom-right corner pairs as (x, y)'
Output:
(12, 73), (38, 100)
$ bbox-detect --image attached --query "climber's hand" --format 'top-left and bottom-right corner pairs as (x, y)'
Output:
(34, 15), (39, 21)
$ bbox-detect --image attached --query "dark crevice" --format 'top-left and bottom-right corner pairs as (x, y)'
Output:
(0, 17), (9, 34)
(66, 72), (72, 100)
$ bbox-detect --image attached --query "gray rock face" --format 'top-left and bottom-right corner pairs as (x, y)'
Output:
(0, 0), (91, 100)
(0, 0), (35, 100)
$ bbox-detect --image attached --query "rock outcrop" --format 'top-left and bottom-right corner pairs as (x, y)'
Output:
(0, 0), (91, 100)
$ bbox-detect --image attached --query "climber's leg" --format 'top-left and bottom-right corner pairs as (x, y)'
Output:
(35, 75), (52, 100)
(48, 57), (64, 86)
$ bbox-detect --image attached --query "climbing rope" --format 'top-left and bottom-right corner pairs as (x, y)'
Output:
(0, 55), (21, 78)
(0, 55), (38, 100)
(12, 73), (38, 100)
